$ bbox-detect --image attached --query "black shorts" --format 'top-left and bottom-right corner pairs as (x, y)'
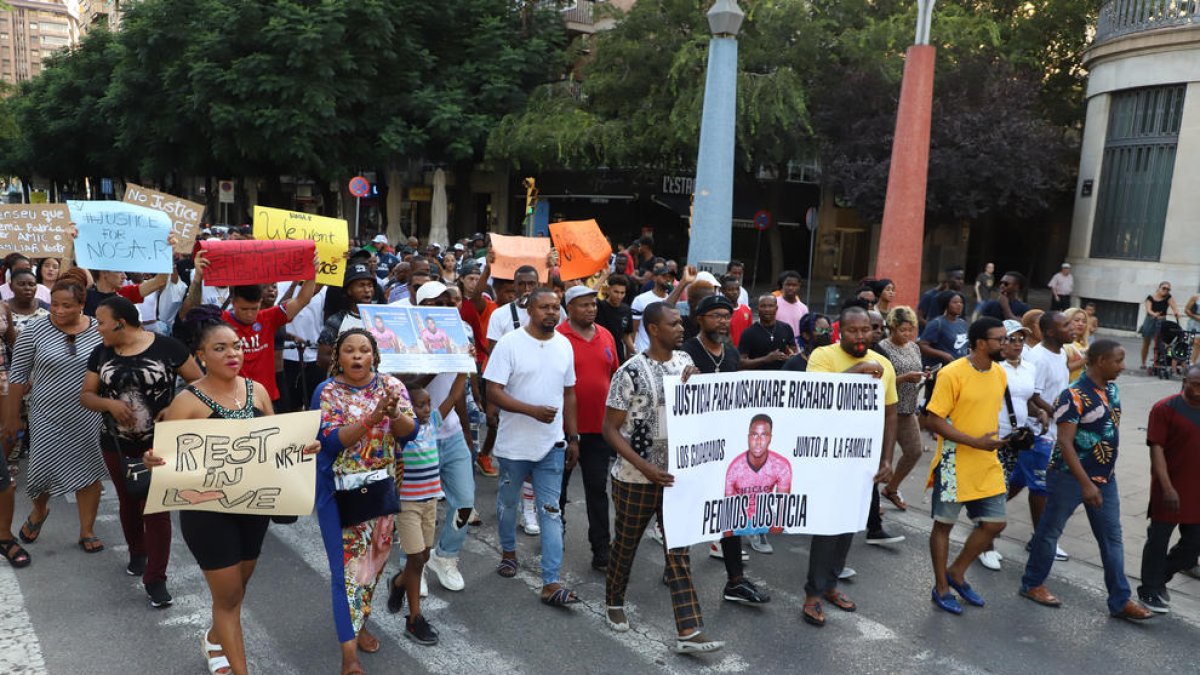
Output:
(179, 511), (271, 571)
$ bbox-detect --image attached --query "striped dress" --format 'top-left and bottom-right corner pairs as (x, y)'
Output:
(9, 317), (106, 497)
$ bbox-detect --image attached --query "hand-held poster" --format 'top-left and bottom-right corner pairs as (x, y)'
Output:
(252, 206), (348, 286)
(662, 372), (883, 549)
(68, 201), (175, 274)
(358, 304), (475, 374)
(0, 204), (73, 258)
(123, 182), (205, 254)
(144, 411), (320, 516)
(199, 239), (316, 286)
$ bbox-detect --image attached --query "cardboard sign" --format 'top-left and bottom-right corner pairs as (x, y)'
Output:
(0, 204), (74, 258)
(253, 206), (348, 286)
(359, 304), (476, 374)
(145, 411), (320, 516)
(488, 233), (550, 282)
(68, 201), (174, 274)
(662, 371), (882, 548)
(550, 219), (611, 281)
(123, 182), (205, 254)
(199, 239), (316, 287)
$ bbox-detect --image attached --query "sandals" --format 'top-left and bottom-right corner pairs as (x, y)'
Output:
(18, 513), (47, 544)
(202, 629), (232, 675)
(78, 536), (105, 553)
(356, 627), (380, 653)
(882, 489), (908, 511)
(823, 590), (857, 612)
(802, 601), (825, 627)
(540, 586), (580, 607)
(0, 538), (30, 568)
(496, 557), (518, 578)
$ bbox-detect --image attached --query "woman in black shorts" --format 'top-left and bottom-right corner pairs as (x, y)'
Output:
(145, 321), (316, 675)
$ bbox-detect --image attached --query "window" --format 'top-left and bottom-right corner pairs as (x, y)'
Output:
(1081, 298), (1139, 332)
(41, 35), (69, 46)
(1089, 85), (1185, 261)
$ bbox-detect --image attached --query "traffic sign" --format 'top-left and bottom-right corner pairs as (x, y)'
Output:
(348, 176), (371, 198)
(805, 206), (819, 232)
(218, 180), (235, 204)
(753, 209), (772, 231)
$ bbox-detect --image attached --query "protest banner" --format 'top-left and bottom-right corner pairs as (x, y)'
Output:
(198, 239), (316, 286)
(549, 219), (611, 282)
(0, 204), (73, 258)
(488, 233), (550, 282)
(145, 410), (320, 516)
(123, 182), (205, 254)
(662, 371), (883, 549)
(253, 206), (349, 286)
(359, 304), (475, 374)
(68, 201), (174, 274)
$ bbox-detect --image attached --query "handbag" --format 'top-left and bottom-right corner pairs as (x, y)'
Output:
(121, 455), (151, 501)
(1000, 387), (1035, 453)
(334, 475), (400, 528)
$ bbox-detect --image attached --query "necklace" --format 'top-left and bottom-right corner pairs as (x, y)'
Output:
(700, 339), (725, 370)
(206, 380), (243, 408)
(969, 357), (992, 373)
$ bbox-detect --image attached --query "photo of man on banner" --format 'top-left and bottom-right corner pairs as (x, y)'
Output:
(725, 414), (792, 533)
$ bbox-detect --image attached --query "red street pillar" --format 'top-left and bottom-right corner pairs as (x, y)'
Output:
(875, 45), (936, 308)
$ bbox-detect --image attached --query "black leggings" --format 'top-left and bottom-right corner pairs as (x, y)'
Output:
(180, 511), (270, 571)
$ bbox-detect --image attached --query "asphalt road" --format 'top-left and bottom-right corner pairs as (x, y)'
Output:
(4, 462), (1200, 675)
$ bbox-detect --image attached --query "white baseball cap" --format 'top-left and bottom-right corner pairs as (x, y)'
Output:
(415, 280), (450, 304)
(564, 285), (598, 305)
(372, 234), (388, 245)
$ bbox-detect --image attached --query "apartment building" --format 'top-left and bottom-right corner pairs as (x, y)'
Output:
(0, 0), (80, 86)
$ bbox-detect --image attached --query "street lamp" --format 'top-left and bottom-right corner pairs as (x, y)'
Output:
(874, 0), (937, 307)
(687, 0), (744, 270)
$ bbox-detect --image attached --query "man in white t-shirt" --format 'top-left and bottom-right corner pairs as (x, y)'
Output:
(1023, 310), (1072, 561)
(726, 260), (750, 307)
(631, 263), (676, 353)
(484, 288), (580, 605)
(486, 265), (540, 351)
(279, 280), (327, 412)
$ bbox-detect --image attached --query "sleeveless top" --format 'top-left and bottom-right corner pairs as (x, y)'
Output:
(1147, 294), (1171, 314)
(186, 378), (263, 419)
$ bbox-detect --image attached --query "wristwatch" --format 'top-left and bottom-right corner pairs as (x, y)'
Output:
(566, 434), (581, 443)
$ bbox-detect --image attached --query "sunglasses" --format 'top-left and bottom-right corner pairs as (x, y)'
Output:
(65, 333), (77, 356)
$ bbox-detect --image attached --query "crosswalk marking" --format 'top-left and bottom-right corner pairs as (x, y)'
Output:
(0, 562), (48, 675)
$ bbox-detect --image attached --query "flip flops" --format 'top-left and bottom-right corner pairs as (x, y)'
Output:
(18, 513), (47, 544)
(78, 537), (104, 553)
(802, 601), (825, 627)
(823, 590), (857, 612)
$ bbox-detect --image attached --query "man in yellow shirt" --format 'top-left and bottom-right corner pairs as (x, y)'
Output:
(801, 307), (898, 627)
(924, 316), (1008, 615)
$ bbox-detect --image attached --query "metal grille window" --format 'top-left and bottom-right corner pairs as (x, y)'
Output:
(1089, 85), (1185, 261)
(1081, 298), (1139, 332)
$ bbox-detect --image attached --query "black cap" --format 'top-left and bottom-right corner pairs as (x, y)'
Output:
(348, 247), (371, 262)
(652, 263), (672, 277)
(694, 295), (734, 316)
(343, 263), (373, 287)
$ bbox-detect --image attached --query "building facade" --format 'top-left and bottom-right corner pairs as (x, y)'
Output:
(1068, 0), (1200, 331)
(0, 1), (80, 86)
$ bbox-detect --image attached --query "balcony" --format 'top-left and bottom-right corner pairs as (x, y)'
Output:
(1096, 0), (1200, 44)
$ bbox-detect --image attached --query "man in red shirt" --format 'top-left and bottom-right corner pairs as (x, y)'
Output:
(722, 275), (752, 347)
(1138, 365), (1200, 612)
(557, 285), (620, 570)
(182, 251), (318, 405)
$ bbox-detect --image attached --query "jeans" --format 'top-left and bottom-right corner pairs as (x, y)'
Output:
(559, 433), (612, 557)
(435, 433), (477, 558)
(1021, 471), (1130, 614)
(1139, 521), (1200, 596)
(497, 447), (565, 585)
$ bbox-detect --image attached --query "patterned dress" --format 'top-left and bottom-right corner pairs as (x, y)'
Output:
(313, 374), (416, 643)
(9, 317), (105, 497)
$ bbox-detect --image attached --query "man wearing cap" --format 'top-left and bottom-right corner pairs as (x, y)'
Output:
(632, 264), (691, 353)
(404, 280), (478, 592)
(556, 285), (620, 571)
(388, 255), (432, 306)
(317, 262), (380, 371)
(1048, 263), (1074, 311)
(680, 294), (771, 604)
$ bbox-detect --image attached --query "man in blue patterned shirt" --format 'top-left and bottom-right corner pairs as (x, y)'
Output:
(1019, 339), (1154, 620)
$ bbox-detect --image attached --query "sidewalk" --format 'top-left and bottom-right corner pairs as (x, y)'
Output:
(885, 334), (1199, 598)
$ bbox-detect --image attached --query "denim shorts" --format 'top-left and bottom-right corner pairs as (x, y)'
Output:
(931, 491), (1007, 525)
(1007, 437), (1051, 496)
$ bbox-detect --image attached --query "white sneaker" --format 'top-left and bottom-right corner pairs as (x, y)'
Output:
(978, 550), (1002, 571)
(520, 506), (540, 533)
(995, 549), (1004, 561)
(419, 569), (428, 598)
(1054, 545), (1069, 562)
(749, 534), (773, 554)
(426, 550), (465, 592)
(838, 567), (856, 580)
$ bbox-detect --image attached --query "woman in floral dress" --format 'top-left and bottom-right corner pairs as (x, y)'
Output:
(312, 328), (417, 675)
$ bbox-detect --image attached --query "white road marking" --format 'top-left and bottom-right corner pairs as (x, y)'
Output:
(0, 561), (48, 674)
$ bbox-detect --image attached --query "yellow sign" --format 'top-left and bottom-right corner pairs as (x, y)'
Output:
(407, 186), (432, 202)
(29, 191), (48, 204)
(253, 206), (349, 285)
(144, 411), (319, 516)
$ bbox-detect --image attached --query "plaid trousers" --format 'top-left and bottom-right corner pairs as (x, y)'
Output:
(605, 478), (702, 633)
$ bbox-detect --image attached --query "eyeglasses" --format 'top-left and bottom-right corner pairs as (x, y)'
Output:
(986, 336), (1013, 344)
(65, 333), (76, 356)
(814, 328), (833, 335)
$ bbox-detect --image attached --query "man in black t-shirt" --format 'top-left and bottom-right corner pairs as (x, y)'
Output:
(678, 294), (770, 606)
(739, 295), (797, 370)
(596, 275), (635, 361)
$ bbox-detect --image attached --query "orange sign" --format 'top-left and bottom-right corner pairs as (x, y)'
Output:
(489, 233), (550, 282)
(550, 219), (611, 282)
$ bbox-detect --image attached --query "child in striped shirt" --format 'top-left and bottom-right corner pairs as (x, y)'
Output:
(388, 387), (445, 645)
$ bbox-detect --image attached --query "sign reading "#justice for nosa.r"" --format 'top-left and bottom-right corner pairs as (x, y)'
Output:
(68, 200), (175, 274)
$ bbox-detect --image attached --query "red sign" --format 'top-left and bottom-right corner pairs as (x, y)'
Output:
(348, 176), (371, 198)
(199, 239), (316, 287)
(753, 210), (772, 231)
